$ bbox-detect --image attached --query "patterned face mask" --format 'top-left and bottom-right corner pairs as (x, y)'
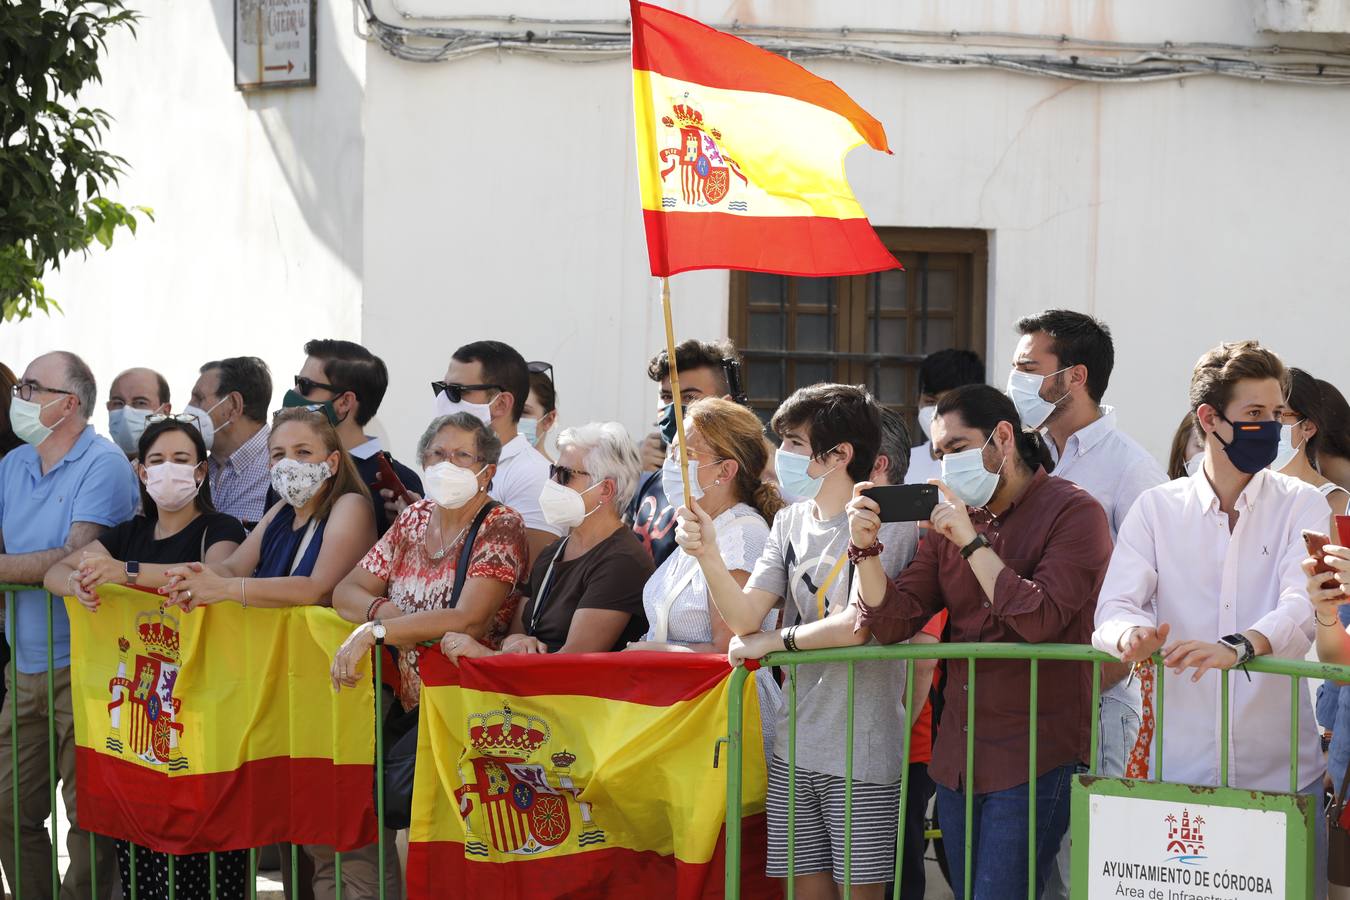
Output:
(270, 457), (333, 508)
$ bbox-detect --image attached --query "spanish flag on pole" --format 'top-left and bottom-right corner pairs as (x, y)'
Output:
(406, 651), (773, 899)
(67, 587), (376, 854)
(631, 0), (899, 277)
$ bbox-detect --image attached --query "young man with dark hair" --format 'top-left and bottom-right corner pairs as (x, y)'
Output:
(1009, 309), (1166, 899)
(678, 383), (917, 900)
(187, 356), (273, 528)
(907, 349), (985, 486)
(286, 339), (423, 536)
(436, 340), (554, 563)
(629, 339), (740, 567)
(106, 367), (172, 459)
(1094, 340), (1329, 898)
(846, 383), (1112, 898)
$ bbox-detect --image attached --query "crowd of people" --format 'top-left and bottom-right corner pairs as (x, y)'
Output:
(0, 315), (1348, 900)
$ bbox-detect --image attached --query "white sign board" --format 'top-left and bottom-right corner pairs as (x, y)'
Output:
(1086, 793), (1286, 898)
(234, 0), (315, 91)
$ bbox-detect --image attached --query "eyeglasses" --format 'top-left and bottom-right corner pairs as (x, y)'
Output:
(146, 413), (203, 428)
(294, 375), (343, 397)
(526, 361), (554, 383)
(427, 448), (487, 468)
(430, 382), (504, 403)
(12, 382), (74, 402)
(549, 463), (592, 484)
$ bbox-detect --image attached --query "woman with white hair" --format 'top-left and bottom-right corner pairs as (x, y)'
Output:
(443, 421), (654, 657)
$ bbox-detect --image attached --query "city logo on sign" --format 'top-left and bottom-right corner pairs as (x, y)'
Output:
(1163, 808), (1207, 865)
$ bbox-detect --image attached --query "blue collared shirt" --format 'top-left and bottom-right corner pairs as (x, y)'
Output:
(0, 426), (139, 672)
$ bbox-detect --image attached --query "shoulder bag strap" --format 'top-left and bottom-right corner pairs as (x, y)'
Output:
(449, 501), (499, 608)
(650, 564), (700, 643)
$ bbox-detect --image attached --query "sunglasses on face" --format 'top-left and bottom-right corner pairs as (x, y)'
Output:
(549, 463), (592, 485)
(430, 382), (504, 403)
(294, 375), (343, 397)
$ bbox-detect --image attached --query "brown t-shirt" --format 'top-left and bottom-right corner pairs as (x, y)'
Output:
(520, 525), (655, 653)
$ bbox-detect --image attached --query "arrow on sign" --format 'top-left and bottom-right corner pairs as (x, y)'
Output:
(264, 61), (295, 74)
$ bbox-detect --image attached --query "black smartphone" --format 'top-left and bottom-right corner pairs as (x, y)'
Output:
(861, 484), (939, 523)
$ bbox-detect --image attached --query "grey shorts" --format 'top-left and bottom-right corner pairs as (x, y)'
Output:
(765, 755), (900, 885)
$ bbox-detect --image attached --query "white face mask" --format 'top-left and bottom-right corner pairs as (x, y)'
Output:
(143, 461), (202, 512)
(182, 396), (231, 452)
(1184, 454), (1204, 477)
(1006, 367), (1071, 430)
(270, 457), (333, 508)
(434, 391), (494, 426)
(423, 461), (485, 509)
(538, 478), (603, 529)
(1270, 421), (1305, 472)
(661, 454), (718, 504)
(917, 405), (937, 441)
(109, 407), (153, 456)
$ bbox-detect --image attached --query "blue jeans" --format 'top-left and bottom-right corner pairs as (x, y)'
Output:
(934, 763), (1079, 899)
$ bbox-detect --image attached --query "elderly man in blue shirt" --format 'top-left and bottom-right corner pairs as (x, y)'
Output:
(0, 350), (137, 900)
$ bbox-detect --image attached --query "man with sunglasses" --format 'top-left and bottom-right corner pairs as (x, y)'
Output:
(0, 351), (136, 899)
(435, 341), (558, 565)
(283, 339), (423, 536)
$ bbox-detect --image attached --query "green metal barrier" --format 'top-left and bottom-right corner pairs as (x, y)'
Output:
(0, 586), (387, 900)
(721, 641), (1350, 900)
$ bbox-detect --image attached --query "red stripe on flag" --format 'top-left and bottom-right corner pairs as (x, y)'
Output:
(418, 650), (735, 705)
(407, 814), (775, 900)
(643, 208), (899, 277)
(75, 747), (377, 855)
(630, 1), (890, 153)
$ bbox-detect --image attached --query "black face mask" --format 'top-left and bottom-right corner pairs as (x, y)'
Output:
(657, 402), (678, 444)
(1213, 413), (1281, 474)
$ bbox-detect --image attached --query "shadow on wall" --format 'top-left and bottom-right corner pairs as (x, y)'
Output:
(208, 0), (364, 277)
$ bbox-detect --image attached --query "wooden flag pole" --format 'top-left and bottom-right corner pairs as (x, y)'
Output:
(660, 276), (694, 510)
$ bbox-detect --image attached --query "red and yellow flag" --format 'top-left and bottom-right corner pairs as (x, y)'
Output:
(631, 0), (899, 277)
(68, 586), (375, 854)
(406, 650), (773, 899)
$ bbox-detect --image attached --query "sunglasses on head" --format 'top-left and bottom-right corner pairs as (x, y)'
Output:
(146, 413), (202, 428)
(294, 375), (343, 397)
(430, 382), (504, 403)
(526, 361), (554, 383)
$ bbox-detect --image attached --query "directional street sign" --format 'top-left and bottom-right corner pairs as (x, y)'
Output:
(234, 0), (316, 91)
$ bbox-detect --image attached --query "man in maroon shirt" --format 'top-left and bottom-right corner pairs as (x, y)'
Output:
(843, 384), (1112, 898)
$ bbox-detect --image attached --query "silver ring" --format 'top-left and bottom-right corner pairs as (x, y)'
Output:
(185, 590), (192, 600)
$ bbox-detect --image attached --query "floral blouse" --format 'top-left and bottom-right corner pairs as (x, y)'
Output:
(358, 499), (527, 708)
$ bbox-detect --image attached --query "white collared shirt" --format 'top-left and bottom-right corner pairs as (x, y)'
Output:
(349, 435), (381, 461)
(1092, 467), (1330, 792)
(1047, 406), (1167, 539)
(490, 433), (562, 536)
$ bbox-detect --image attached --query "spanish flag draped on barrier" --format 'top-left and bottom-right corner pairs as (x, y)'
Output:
(406, 650), (774, 899)
(631, 0), (899, 277)
(67, 585), (376, 853)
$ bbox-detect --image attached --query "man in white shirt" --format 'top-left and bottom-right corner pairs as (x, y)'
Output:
(1093, 340), (1328, 898)
(435, 340), (560, 564)
(904, 349), (984, 487)
(1011, 310), (1168, 899)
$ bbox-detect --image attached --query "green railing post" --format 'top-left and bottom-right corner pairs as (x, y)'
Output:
(1088, 660), (1101, 775)
(891, 659), (915, 900)
(248, 847), (257, 900)
(46, 592), (58, 900)
(89, 832), (96, 900)
(723, 665), (749, 900)
(1289, 675), (1299, 793)
(210, 850), (217, 899)
(1027, 658), (1039, 900)
(334, 850), (343, 900)
(168, 852), (176, 900)
(129, 842), (138, 900)
(1154, 658), (1165, 782)
(1219, 669), (1230, 787)
(964, 658), (975, 900)
(786, 665), (797, 900)
(375, 640), (386, 900)
(11, 591), (21, 900)
(843, 662), (855, 898)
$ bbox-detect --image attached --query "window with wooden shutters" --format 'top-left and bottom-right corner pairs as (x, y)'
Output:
(728, 228), (988, 429)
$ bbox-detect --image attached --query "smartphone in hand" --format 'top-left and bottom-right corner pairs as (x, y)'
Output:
(374, 452), (416, 505)
(1304, 530), (1334, 576)
(861, 484), (939, 523)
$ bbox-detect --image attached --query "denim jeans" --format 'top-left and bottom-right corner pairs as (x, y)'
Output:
(934, 763), (1079, 899)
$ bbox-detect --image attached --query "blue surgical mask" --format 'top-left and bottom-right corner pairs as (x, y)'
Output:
(519, 417), (539, 447)
(660, 454), (717, 505)
(1270, 421), (1304, 472)
(109, 406), (152, 456)
(1006, 367), (1071, 430)
(775, 445), (837, 503)
(940, 430), (1004, 509)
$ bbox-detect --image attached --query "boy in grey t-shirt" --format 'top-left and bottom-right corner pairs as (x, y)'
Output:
(677, 384), (915, 899)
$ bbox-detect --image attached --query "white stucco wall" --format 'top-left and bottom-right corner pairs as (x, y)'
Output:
(0, 0), (366, 436)
(363, 0), (1350, 464)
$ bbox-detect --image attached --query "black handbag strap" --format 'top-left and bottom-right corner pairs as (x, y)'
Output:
(449, 500), (499, 608)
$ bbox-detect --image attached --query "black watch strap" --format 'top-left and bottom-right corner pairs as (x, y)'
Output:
(960, 533), (991, 560)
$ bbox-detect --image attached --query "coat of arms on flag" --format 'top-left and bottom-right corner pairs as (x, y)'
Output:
(454, 704), (603, 856)
(105, 608), (189, 771)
